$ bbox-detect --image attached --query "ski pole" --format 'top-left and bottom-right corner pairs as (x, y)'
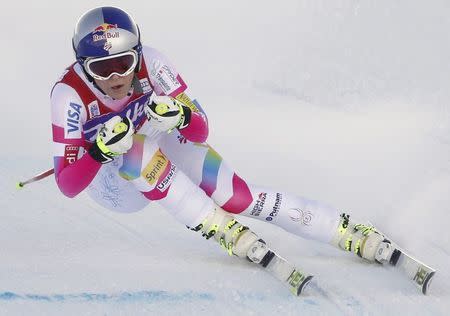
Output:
(16, 168), (54, 189)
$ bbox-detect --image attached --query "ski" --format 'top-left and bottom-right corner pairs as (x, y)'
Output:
(389, 247), (436, 294)
(247, 240), (313, 296)
(377, 242), (436, 294)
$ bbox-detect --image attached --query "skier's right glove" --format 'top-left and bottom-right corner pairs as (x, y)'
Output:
(88, 115), (135, 164)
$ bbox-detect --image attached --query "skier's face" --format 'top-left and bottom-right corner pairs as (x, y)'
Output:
(94, 72), (134, 100)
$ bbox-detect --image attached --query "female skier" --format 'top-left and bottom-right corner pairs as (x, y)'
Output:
(50, 6), (397, 294)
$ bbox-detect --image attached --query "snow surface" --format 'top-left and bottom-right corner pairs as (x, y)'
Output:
(1, 0), (450, 315)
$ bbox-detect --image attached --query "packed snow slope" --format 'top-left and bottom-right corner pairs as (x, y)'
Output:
(1, 0), (450, 315)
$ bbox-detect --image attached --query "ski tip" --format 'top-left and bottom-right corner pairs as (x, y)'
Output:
(16, 182), (24, 190)
(422, 271), (436, 295)
(297, 275), (314, 296)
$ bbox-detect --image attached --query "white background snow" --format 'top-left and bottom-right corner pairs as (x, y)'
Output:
(1, 0), (450, 315)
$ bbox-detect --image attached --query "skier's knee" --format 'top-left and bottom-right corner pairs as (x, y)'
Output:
(220, 174), (253, 214)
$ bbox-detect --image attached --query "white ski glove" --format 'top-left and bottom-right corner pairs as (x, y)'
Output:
(88, 115), (135, 163)
(145, 95), (191, 132)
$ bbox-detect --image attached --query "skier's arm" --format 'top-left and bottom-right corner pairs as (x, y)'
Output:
(145, 93), (208, 143)
(50, 83), (101, 198)
(145, 47), (208, 142)
(173, 90), (208, 143)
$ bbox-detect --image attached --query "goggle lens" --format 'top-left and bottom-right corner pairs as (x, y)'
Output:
(85, 52), (137, 80)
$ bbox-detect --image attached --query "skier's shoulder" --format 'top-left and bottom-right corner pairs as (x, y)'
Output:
(51, 63), (87, 100)
(141, 45), (174, 66)
(50, 64), (86, 121)
(142, 45), (181, 77)
(50, 83), (85, 123)
(141, 45), (186, 96)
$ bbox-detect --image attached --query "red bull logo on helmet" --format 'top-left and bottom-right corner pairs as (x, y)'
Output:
(92, 23), (120, 42)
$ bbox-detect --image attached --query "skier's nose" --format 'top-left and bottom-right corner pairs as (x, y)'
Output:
(109, 74), (121, 81)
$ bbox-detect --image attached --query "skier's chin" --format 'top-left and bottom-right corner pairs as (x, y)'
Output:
(106, 85), (130, 100)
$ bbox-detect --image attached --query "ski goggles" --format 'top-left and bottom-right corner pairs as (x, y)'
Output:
(84, 50), (138, 81)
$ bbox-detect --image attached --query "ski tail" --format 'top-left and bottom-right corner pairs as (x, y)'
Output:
(379, 243), (436, 295)
(247, 240), (313, 296)
(422, 270), (435, 295)
(288, 272), (314, 296)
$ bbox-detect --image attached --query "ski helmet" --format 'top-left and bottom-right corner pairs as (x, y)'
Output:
(72, 7), (142, 72)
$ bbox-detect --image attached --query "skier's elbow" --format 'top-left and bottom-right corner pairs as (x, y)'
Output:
(55, 170), (85, 198)
(180, 113), (209, 142)
(56, 180), (82, 198)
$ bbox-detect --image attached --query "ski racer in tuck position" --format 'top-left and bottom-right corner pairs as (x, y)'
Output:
(50, 6), (434, 295)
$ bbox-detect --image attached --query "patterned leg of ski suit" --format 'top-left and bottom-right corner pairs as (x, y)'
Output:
(86, 131), (341, 243)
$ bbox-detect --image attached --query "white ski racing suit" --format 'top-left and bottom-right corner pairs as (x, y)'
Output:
(51, 45), (340, 243)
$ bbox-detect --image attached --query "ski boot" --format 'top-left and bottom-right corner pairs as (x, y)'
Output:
(331, 213), (393, 263)
(190, 206), (313, 295)
(331, 213), (436, 294)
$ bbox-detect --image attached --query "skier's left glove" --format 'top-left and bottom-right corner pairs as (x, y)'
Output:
(145, 95), (191, 132)
(88, 115), (135, 164)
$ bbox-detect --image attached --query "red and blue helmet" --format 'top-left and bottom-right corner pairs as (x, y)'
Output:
(72, 7), (142, 71)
